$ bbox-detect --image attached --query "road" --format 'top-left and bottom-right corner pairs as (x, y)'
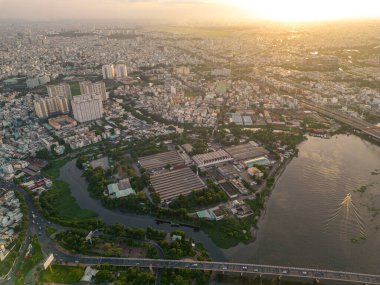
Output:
(68, 257), (380, 285)
(251, 68), (380, 140)
(0, 181), (70, 285)
(299, 100), (380, 140)
(3, 180), (380, 285)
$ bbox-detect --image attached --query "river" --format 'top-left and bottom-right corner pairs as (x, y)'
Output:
(225, 135), (380, 275)
(59, 134), (380, 281)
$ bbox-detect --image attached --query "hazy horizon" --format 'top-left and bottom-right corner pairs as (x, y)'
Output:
(0, 0), (380, 23)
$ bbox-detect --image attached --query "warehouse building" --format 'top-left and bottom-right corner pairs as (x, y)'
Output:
(192, 149), (233, 168)
(150, 167), (205, 202)
(138, 151), (185, 172)
(225, 143), (269, 161)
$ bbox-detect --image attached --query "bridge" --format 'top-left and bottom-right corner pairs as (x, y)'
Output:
(72, 256), (380, 284)
(299, 100), (380, 140)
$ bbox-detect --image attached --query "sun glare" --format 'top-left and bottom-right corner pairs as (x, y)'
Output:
(223, 0), (380, 22)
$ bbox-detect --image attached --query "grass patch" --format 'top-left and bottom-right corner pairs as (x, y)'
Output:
(0, 245), (19, 276)
(0, 192), (29, 277)
(39, 180), (97, 221)
(201, 218), (253, 249)
(70, 83), (81, 96)
(46, 226), (58, 236)
(41, 157), (71, 179)
(15, 235), (44, 285)
(184, 90), (204, 98)
(39, 265), (85, 283)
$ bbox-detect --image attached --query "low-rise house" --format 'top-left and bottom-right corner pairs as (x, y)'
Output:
(107, 178), (135, 199)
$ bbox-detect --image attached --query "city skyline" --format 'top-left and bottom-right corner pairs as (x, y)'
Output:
(1, 1), (380, 283)
(0, 0), (380, 22)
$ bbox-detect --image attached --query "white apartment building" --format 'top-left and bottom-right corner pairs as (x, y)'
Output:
(115, 63), (128, 78)
(79, 81), (108, 101)
(71, 94), (103, 123)
(47, 83), (72, 100)
(34, 97), (70, 119)
(102, 64), (115, 79)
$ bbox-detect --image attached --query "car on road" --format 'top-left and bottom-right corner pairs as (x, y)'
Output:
(192, 264), (198, 267)
(302, 271), (308, 275)
(222, 266), (228, 270)
(242, 266), (248, 271)
(282, 270), (288, 274)
(253, 268), (259, 272)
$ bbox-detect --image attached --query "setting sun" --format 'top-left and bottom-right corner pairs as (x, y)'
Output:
(222, 0), (380, 22)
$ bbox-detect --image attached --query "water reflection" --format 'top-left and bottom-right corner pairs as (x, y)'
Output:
(225, 135), (380, 274)
(323, 193), (366, 240)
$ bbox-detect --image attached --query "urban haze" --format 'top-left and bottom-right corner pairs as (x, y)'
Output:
(1, 1), (380, 285)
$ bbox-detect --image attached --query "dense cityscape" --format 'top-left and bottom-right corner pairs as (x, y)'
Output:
(0, 11), (380, 285)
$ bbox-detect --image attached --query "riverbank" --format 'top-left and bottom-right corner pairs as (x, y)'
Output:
(56, 145), (297, 252)
(58, 160), (226, 261)
(240, 153), (297, 247)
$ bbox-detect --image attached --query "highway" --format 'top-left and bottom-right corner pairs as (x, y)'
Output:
(70, 257), (380, 284)
(300, 100), (380, 140)
(251, 68), (380, 140)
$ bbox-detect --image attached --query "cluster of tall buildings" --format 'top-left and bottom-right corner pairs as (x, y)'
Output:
(102, 63), (128, 80)
(72, 94), (103, 123)
(34, 96), (70, 119)
(79, 81), (108, 101)
(34, 81), (107, 123)
(47, 84), (72, 100)
(34, 83), (71, 119)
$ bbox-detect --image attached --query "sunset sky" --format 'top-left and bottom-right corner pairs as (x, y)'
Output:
(0, 0), (379, 22)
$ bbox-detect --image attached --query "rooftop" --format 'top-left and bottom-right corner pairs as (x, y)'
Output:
(192, 149), (232, 167)
(150, 167), (205, 201)
(225, 143), (269, 161)
(138, 151), (185, 171)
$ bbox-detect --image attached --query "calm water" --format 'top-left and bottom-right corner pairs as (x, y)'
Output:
(225, 135), (380, 275)
(60, 134), (380, 283)
(59, 159), (225, 261)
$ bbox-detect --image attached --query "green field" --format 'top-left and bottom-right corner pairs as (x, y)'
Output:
(41, 157), (71, 179)
(0, 193), (29, 277)
(70, 83), (81, 96)
(201, 218), (253, 249)
(46, 226), (58, 236)
(0, 244), (19, 276)
(39, 265), (85, 284)
(15, 235), (44, 285)
(184, 90), (204, 98)
(39, 180), (97, 220)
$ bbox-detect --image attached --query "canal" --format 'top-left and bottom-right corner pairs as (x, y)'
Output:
(59, 159), (226, 261)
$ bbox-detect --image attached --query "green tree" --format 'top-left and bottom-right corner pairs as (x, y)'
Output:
(151, 192), (161, 205)
(35, 149), (50, 160)
(76, 155), (88, 169)
(95, 270), (115, 284)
